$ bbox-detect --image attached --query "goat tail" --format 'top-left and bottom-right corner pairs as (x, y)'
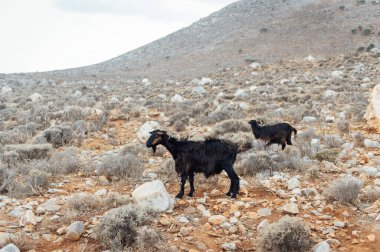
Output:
(292, 128), (297, 138)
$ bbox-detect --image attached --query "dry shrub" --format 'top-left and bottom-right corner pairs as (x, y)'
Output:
(34, 125), (73, 148)
(67, 193), (101, 214)
(323, 134), (343, 148)
(219, 132), (254, 151)
(122, 143), (147, 156)
(28, 168), (50, 192)
(257, 216), (312, 252)
(96, 153), (143, 179)
(137, 227), (173, 252)
(169, 112), (189, 126)
(352, 132), (364, 147)
(336, 119), (350, 134)
(211, 119), (251, 136)
(295, 128), (316, 157)
(48, 147), (79, 175)
(323, 176), (362, 204)
(359, 186), (380, 203)
(4, 144), (53, 161)
(206, 105), (244, 124)
(235, 151), (273, 176)
(173, 120), (186, 132)
(159, 159), (178, 182)
(0, 163), (15, 192)
(96, 204), (157, 251)
(314, 148), (340, 163)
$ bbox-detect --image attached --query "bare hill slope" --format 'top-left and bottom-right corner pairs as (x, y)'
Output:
(38, 0), (380, 80)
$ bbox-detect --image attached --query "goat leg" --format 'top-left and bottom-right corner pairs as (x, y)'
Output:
(176, 174), (187, 199)
(187, 172), (195, 197)
(224, 166), (239, 198)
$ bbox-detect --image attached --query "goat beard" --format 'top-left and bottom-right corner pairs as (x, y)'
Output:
(152, 145), (157, 153)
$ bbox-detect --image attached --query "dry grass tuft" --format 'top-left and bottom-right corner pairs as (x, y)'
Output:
(257, 216), (313, 252)
(323, 176), (362, 204)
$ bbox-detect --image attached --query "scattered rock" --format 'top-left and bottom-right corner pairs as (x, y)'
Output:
(257, 208), (272, 217)
(29, 93), (43, 103)
(95, 189), (107, 196)
(364, 139), (380, 149)
(334, 221), (345, 228)
(313, 241), (330, 252)
(303, 116), (318, 123)
(1, 86), (12, 94)
(197, 204), (211, 217)
(19, 210), (37, 227)
(364, 84), (380, 131)
(66, 221), (84, 241)
(280, 203), (299, 214)
(136, 121), (160, 143)
(257, 219), (269, 231)
(221, 242), (236, 251)
(0, 244), (20, 252)
(159, 217), (171, 226)
(178, 216), (190, 223)
(98, 176), (110, 185)
(192, 86), (207, 94)
(38, 198), (62, 213)
(367, 234), (376, 242)
(208, 215), (227, 225)
(287, 177), (300, 190)
(0, 233), (12, 247)
(171, 94), (185, 103)
(56, 226), (67, 235)
(132, 180), (174, 212)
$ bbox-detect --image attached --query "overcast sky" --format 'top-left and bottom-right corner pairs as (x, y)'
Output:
(0, 0), (236, 73)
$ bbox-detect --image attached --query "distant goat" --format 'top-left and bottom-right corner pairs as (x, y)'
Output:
(146, 130), (240, 198)
(248, 119), (297, 150)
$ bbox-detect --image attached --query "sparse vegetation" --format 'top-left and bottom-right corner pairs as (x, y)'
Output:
(48, 147), (79, 175)
(257, 216), (313, 252)
(323, 176), (362, 204)
(96, 152), (143, 179)
(95, 204), (157, 251)
(315, 148), (340, 162)
(336, 119), (350, 134)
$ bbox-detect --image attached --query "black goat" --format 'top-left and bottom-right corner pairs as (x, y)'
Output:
(146, 130), (240, 198)
(248, 119), (297, 150)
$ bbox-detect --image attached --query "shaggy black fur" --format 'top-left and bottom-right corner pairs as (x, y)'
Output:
(146, 130), (240, 198)
(248, 119), (297, 150)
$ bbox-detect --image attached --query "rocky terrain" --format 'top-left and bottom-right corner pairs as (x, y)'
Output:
(0, 46), (379, 251)
(0, 0), (380, 251)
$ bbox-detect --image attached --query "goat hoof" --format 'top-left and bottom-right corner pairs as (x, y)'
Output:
(175, 194), (183, 199)
(187, 193), (193, 197)
(231, 194), (237, 199)
(226, 192), (232, 196)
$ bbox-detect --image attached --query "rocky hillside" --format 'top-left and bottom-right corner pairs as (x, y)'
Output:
(34, 0), (380, 80)
(0, 48), (379, 251)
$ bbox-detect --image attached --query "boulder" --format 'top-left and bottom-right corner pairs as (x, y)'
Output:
(313, 241), (330, 252)
(1, 86), (12, 94)
(29, 93), (42, 103)
(136, 121), (160, 143)
(171, 94), (185, 103)
(280, 203), (299, 214)
(364, 84), (380, 131)
(192, 86), (207, 94)
(19, 210), (37, 227)
(132, 180), (174, 212)
(0, 244), (20, 252)
(66, 221), (84, 241)
(208, 215), (227, 225)
(287, 177), (300, 190)
(364, 139), (380, 149)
